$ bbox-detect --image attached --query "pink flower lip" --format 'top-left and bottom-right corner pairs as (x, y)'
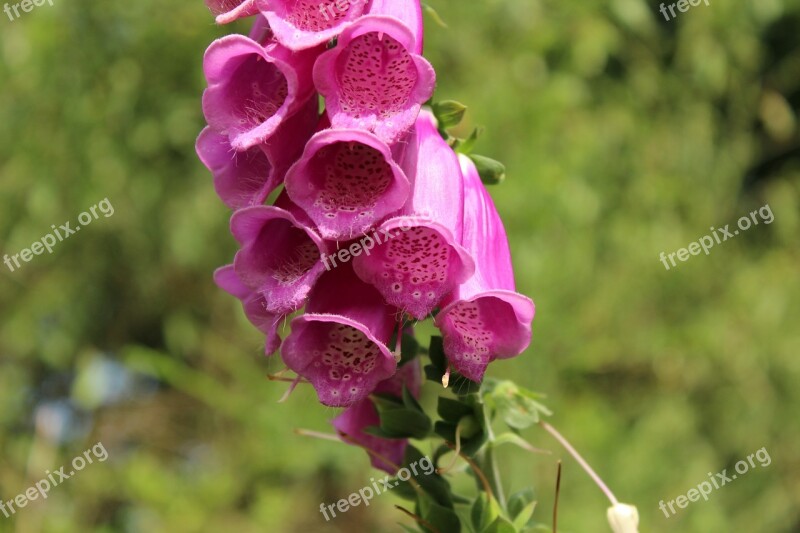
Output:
(257, 0), (369, 50)
(282, 313), (398, 407)
(230, 205), (328, 315)
(284, 128), (411, 240)
(312, 15), (436, 144)
(196, 127), (275, 210)
(353, 217), (475, 320)
(434, 290), (534, 382)
(202, 34), (315, 151)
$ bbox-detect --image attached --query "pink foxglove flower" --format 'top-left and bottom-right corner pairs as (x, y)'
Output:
(202, 34), (317, 151)
(353, 110), (474, 319)
(281, 265), (398, 407)
(283, 128), (410, 239)
(433, 155), (535, 382)
(230, 200), (328, 315)
(195, 96), (317, 209)
(205, 0), (259, 25)
(312, 15), (435, 144)
(332, 359), (420, 473)
(256, 0), (368, 51)
(214, 265), (282, 355)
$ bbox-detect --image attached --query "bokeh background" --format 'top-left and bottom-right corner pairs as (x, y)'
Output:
(1, 0), (799, 531)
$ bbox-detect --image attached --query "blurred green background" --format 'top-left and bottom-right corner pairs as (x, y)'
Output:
(1, 0), (799, 531)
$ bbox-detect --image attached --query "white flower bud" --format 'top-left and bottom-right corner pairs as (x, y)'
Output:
(607, 503), (639, 533)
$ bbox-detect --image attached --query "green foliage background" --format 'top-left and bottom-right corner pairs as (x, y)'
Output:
(1, 0), (798, 531)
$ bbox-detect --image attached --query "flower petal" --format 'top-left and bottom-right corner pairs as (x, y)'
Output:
(353, 110), (474, 319)
(433, 155), (535, 382)
(202, 34), (317, 151)
(231, 204), (328, 314)
(256, 0), (369, 50)
(284, 128), (410, 239)
(366, 0), (424, 53)
(312, 15), (435, 144)
(281, 265), (398, 407)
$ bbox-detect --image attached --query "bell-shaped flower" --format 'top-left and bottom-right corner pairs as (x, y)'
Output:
(281, 265), (398, 407)
(214, 265), (282, 355)
(352, 110), (474, 319)
(205, 0), (260, 25)
(331, 359), (421, 474)
(433, 155), (535, 382)
(196, 96), (317, 209)
(284, 128), (410, 240)
(312, 15), (435, 144)
(230, 197), (328, 314)
(202, 33), (317, 151)
(256, 0), (368, 51)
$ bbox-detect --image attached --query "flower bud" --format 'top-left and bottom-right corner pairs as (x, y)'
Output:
(607, 503), (639, 533)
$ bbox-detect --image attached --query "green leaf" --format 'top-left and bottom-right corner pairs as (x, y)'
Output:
(434, 421), (488, 456)
(379, 408), (432, 439)
(511, 500), (537, 531)
(482, 517), (517, 533)
(469, 154), (506, 185)
(402, 446), (454, 508)
(471, 493), (501, 532)
(438, 396), (475, 422)
(420, 496), (461, 533)
(493, 432), (546, 454)
(371, 393), (404, 412)
(400, 333), (421, 365)
(402, 384), (426, 413)
(485, 381), (552, 430)
(362, 425), (407, 439)
(507, 489), (535, 520)
(429, 336), (446, 370)
(454, 127), (483, 154)
(433, 100), (468, 129)
(457, 415), (482, 440)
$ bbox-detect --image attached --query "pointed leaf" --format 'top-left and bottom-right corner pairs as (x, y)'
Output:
(433, 100), (468, 129)
(469, 154), (506, 185)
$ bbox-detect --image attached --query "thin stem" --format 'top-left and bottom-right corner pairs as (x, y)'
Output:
(445, 442), (494, 502)
(436, 424), (462, 475)
(395, 505), (441, 533)
(539, 421), (619, 506)
(278, 376), (303, 403)
(552, 460), (562, 533)
(293, 428), (341, 442)
(482, 402), (507, 510)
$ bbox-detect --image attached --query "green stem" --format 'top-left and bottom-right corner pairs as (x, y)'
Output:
(484, 444), (506, 510)
(481, 408), (507, 511)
